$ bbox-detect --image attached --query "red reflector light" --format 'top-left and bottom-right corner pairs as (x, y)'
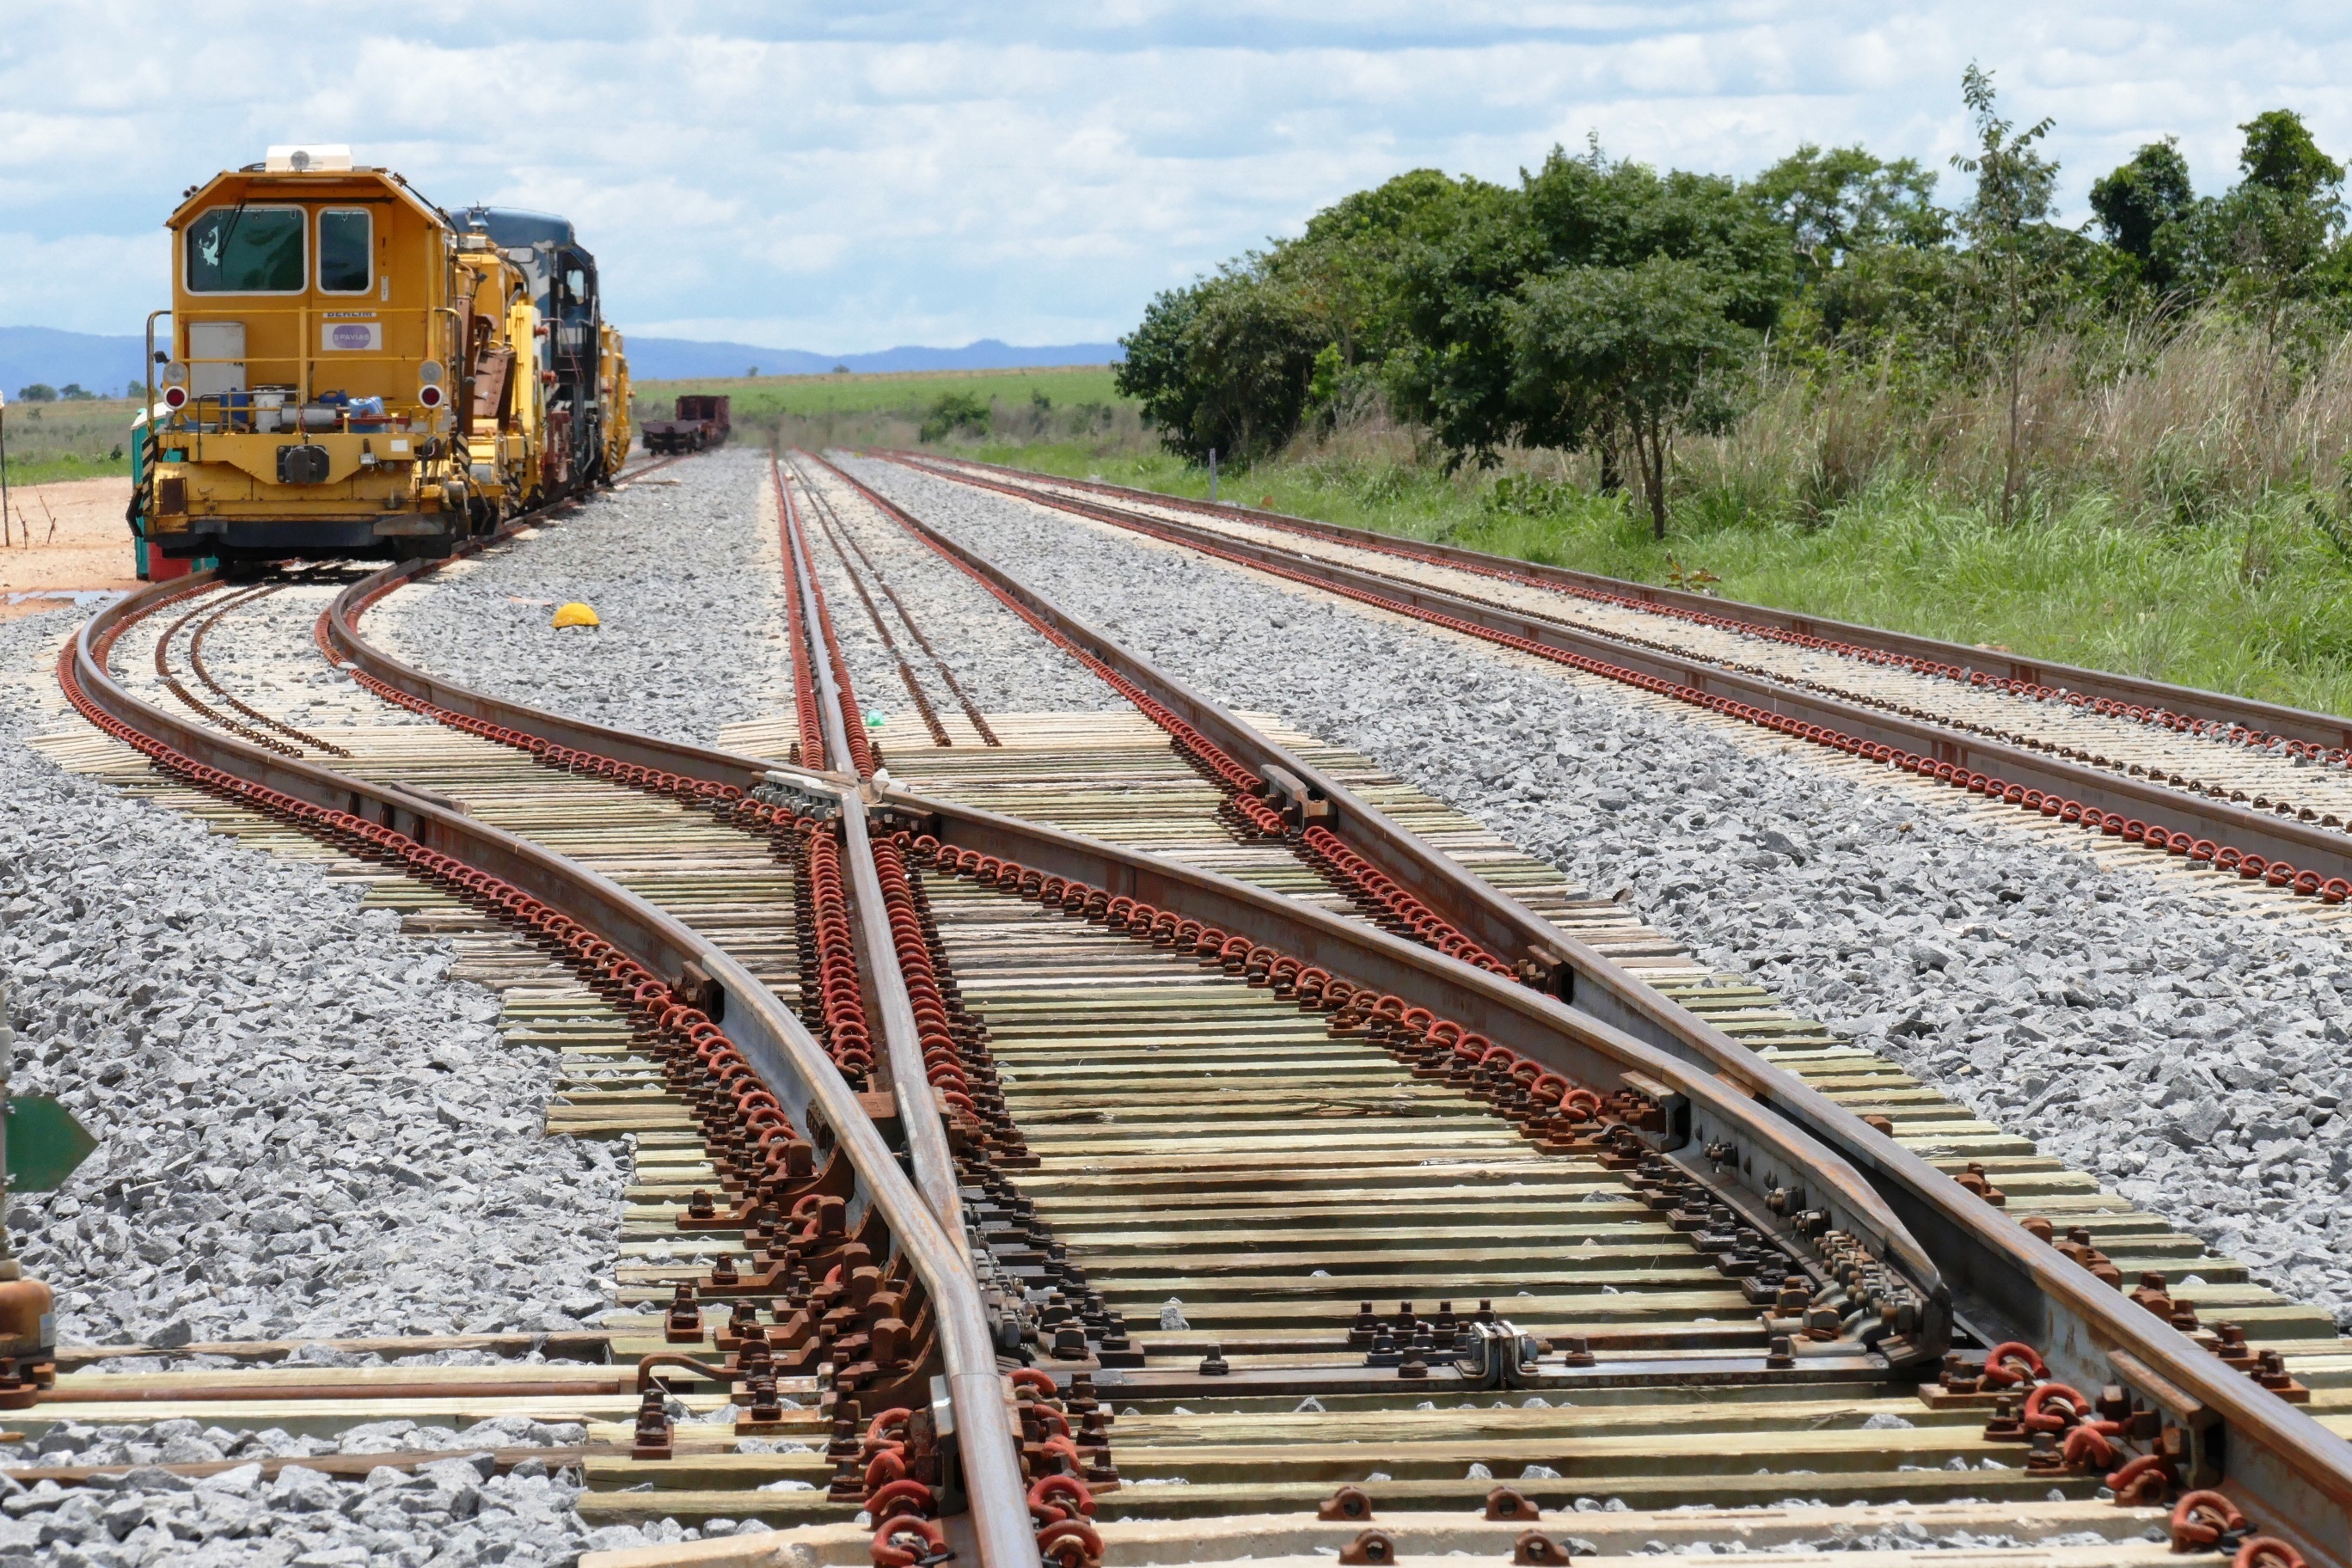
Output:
(418, 383), (444, 407)
(162, 386), (187, 409)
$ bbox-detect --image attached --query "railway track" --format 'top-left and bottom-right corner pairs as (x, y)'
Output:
(17, 447), (2352, 1567)
(885, 452), (2352, 906)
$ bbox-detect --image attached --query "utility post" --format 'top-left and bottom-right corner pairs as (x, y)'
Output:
(1208, 447), (1217, 505)
(0, 386), (11, 548)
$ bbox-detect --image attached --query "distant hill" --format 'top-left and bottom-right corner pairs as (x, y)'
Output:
(1, 325), (1122, 399)
(1, 327), (147, 401)
(626, 337), (1121, 381)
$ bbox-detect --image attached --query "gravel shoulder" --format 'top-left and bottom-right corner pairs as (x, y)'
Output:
(843, 452), (2352, 1330)
(2, 609), (627, 1351)
(0, 475), (790, 1560)
(371, 450), (792, 747)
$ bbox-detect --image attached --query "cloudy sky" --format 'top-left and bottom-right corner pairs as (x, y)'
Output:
(6, 3), (2352, 352)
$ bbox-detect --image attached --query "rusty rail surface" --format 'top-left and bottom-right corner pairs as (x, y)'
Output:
(309, 458), (2352, 1565)
(893, 785), (2352, 1565)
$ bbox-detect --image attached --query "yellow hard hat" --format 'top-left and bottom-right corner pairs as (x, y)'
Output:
(552, 602), (601, 628)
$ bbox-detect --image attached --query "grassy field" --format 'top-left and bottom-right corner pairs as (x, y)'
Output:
(0, 396), (138, 486)
(634, 364), (1128, 450)
(966, 435), (2352, 720)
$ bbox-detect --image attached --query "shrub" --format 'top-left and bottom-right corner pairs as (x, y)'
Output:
(918, 392), (993, 443)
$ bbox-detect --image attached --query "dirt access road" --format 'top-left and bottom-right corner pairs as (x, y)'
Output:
(0, 478), (142, 614)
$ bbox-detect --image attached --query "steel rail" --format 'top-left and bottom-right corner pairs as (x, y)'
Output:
(893, 780), (2352, 1568)
(72, 573), (1036, 1568)
(773, 459), (971, 1247)
(796, 455), (1968, 1317)
(326, 461), (1963, 1533)
(778, 459), (861, 781)
(916, 450), (2352, 753)
(310, 457), (2349, 1562)
(805, 455), (1577, 976)
(324, 557), (786, 791)
(809, 455), (2004, 1227)
(887, 786), (1948, 1299)
(828, 450), (2352, 1563)
(888, 455), (2352, 893)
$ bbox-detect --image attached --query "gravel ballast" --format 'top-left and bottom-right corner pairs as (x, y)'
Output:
(0, 609), (627, 1350)
(0, 1418), (603, 1567)
(842, 454), (2352, 1328)
(371, 450), (791, 747)
(795, 460), (1120, 720)
(0, 1408), (794, 1566)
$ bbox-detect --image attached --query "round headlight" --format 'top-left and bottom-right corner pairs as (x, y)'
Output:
(161, 361), (188, 387)
(419, 360), (444, 386)
(162, 385), (187, 409)
(418, 383), (445, 408)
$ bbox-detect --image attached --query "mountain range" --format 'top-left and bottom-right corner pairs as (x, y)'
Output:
(0, 325), (1118, 399)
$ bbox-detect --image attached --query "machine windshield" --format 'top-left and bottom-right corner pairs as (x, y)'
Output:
(318, 209), (371, 292)
(184, 205), (305, 292)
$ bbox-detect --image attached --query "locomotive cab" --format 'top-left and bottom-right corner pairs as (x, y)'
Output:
(143, 146), (474, 560)
(137, 147), (622, 563)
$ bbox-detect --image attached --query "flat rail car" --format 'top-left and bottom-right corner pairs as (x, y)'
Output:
(640, 394), (730, 454)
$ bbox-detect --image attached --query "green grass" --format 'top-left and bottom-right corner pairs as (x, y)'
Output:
(971, 438), (2352, 720)
(0, 396), (138, 486)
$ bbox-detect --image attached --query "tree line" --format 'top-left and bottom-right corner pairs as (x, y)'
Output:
(1113, 66), (2352, 536)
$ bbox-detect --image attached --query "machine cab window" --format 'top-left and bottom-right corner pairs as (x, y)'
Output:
(318, 209), (372, 293)
(183, 205), (305, 292)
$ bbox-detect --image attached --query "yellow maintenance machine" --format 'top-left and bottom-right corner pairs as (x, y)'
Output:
(137, 145), (628, 565)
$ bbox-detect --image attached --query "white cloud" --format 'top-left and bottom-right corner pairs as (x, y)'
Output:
(6, 4), (2352, 347)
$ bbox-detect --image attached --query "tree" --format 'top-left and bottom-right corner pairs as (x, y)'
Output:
(1115, 270), (1320, 462)
(15, 384), (55, 403)
(2199, 109), (2345, 348)
(1391, 140), (1788, 469)
(1749, 143), (1948, 282)
(2088, 138), (2196, 293)
(1274, 169), (1499, 371)
(59, 383), (94, 401)
(1950, 63), (2061, 526)
(2239, 109), (2344, 205)
(1383, 178), (1545, 466)
(1507, 256), (1757, 538)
